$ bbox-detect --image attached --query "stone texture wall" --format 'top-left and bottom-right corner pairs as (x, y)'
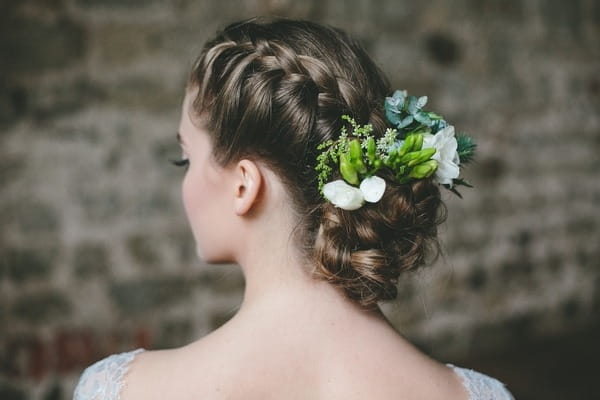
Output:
(1, 0), (598, 399)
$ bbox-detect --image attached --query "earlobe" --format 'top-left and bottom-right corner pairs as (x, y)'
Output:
(233, 159), (263, 216)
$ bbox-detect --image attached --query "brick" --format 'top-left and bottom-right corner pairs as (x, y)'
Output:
(135, 191), (174, 218)
(209, 309), (234, 331)
(54, 329), (96, 373)
(0, 16), (85, 75)
(78, 190), (121, 222)
(465, 0), (526, 21)
(126, 234), (161, 266)
(152, 137), (181, 166)
(109, 276), (192, 315)
(541, 0), (583, 37)
(471, 156), (507, 182)
(73, 242), (109, 279)
(156, 318), (193, 348)
(467, 266), (488, 291)
(90, 23), (164, 66)
(0, 153), (27, 187)
(168, 230), (196, 264)
(77, 0), (162, 7)
(11, 290), (71, 323)
(31, 78), (104, 123)
(102, 75), (180, 112)
(0, 80), (28, 127)
(1, 247), (56, 283)
(423, 31), (461, 67)
(196, 269), (244, 294)
(0, 200), (60, 235)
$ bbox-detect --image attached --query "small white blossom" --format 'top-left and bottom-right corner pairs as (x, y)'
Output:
(422, 125), (460, 186)
(359, 176), (386, 203)
(323, 180), (365, 210)
(323, 176), (387, 210)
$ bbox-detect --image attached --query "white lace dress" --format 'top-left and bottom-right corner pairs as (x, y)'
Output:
(73, 348), (516, 400)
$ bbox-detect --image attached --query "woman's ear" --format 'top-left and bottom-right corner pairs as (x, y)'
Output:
(233, 159), (263, 216)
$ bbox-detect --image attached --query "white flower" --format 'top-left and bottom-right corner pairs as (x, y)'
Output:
(359, 175), (386, 203)
(422, 125), (461, 186)
(323, 176), (387, 210)
(323, 180), (365, 210)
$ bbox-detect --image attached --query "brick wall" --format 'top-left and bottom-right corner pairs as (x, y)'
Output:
(1, 0), (598, 399)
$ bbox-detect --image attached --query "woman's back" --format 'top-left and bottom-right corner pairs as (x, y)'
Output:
(74, 306), (514, 400)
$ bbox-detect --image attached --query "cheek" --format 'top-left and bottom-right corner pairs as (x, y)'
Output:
(182, 170), (211, 229)
(181, 166), (231, 260)
(181, 173), (196, 221)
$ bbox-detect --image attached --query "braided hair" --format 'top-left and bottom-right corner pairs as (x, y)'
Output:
(187, 17), (447, 310)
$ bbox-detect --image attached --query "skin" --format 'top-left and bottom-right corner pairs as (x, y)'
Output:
(120, 88), (469, 400)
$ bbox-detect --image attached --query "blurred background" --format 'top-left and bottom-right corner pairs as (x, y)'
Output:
(1, 0), (598, 399)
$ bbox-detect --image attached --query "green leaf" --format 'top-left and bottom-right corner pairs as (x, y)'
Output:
(456, 135), (477, 164)
(452, 178), (474, 188)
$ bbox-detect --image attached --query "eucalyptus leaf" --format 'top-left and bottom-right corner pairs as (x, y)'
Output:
(414, 111), (432, 126)
(386, 108), (401, 126)
(407, 96), (419, 114)
(398, 115), (414, 128)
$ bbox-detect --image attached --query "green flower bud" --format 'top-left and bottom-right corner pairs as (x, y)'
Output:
(409, 159), (438, 178)
(423, 159), (438, 177)
(349, 139), (362, 159)
(398, 150), (421, 164)
(384, 149), (398, 167)
(340, 153), (359, 185)
(349, 140), (367, 174)
(407, 147), (436, 166)
(412, 133), (423, 151)
(399, 134), (415, 156)
(366, 137), (376, 162)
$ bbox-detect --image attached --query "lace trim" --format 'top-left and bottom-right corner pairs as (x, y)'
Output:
(73, 348), (146, 400)
(446, 363), (516, 400)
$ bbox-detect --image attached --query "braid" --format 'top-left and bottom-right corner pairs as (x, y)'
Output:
(186, 17), (446, 309)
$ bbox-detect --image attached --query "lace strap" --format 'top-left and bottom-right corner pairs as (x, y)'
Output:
(446, 363), (516, 400)
(73, 348), (146, 400)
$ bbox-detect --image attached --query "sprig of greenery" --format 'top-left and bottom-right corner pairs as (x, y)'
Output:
(316, 90), (478, 199)
(316, 114), (440, 195)
(316, 139), (336, 194)
(377, 128), (398, 155)
(456, 134), (477, 164)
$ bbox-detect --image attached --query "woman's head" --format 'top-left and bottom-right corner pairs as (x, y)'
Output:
(182, 16), (447, 309)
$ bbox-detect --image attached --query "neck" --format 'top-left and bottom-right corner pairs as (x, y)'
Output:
(229, 227), (392, 333)
(222, 172), (395, 336)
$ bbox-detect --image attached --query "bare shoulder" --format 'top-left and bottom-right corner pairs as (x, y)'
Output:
(120, 338), (224, 400)
(322, 341), (469, 400)
(121, 330), (469, 400)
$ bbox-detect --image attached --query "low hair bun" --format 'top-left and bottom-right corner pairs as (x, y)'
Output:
(312, 171), (448, 310)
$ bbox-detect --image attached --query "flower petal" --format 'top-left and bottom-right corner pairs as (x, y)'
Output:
(359, 176), (386, 203)
(421, 133), (436, 149)
(436, 160), (460, 183)
(323, 180), (365, 210)
(421, 125), (461, 186)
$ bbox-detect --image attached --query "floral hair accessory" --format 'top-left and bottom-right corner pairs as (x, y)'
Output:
(315, 89), (477, 210)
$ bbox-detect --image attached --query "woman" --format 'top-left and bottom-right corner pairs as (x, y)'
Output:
(74, 17), (515, 400)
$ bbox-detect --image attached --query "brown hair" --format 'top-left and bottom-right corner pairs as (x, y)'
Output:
(187, 17), (447, 310)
